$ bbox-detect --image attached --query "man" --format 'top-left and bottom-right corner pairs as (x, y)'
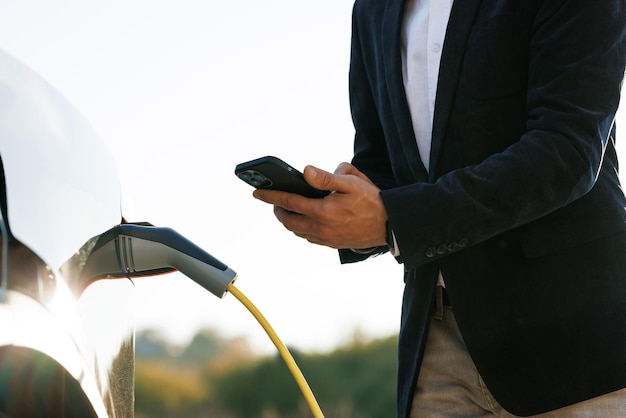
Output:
(253, 0), (626, 416)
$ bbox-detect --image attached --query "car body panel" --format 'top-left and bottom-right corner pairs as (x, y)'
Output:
(0, 48), (134, 417)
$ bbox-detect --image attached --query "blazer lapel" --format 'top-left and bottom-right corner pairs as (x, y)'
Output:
(381, 0), (429, 183)
(429, 0), (482, 181)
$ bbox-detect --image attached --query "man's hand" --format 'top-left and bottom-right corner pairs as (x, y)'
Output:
(253, 162), (388, 249)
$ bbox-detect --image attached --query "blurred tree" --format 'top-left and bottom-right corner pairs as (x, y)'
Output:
(210, 336), (397, 417)
(134, 328), (397, 418)
(134, 360), (207, 418)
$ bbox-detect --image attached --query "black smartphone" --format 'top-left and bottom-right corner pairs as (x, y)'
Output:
(235, 156), (330, 198)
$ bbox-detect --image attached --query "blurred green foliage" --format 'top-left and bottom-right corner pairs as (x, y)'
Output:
(134, 329), (397, 418)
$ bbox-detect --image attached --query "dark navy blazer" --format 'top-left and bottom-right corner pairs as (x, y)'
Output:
(340, 0), (626, 416)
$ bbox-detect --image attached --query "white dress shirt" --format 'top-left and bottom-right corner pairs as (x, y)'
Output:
(397, 0), (453, 286)
(401, 0), (453, 172)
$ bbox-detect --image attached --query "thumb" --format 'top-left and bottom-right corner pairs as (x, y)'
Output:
(303, 165), (345, 192)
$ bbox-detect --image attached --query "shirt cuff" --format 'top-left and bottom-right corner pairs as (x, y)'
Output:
(388, 230), (400, 257)
(350, 246), (379, 255)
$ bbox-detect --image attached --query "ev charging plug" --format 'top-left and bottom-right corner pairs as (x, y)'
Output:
(75, 223), (237, 297)
(68, 222), (324, 417)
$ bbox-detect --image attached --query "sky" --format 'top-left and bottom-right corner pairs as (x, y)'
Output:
(1, 1), (624, 354)
(0, 0), (406, 354)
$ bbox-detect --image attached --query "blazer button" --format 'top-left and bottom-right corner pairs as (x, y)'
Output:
(447, 242), (459, 252)
(437, 244), (447, 255)
(425, 247), (437, 258)
(458, 237), (469, 248)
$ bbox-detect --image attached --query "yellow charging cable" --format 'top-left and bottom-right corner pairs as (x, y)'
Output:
(226, 283), (324, 418)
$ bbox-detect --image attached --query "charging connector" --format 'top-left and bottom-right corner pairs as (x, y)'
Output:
(74, 223), (324, 417)
(75, 224), (237, 298)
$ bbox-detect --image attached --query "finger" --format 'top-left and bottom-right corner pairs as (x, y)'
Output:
(253, 188), (319, 216)
(303, 165), (357, 193)
(334, 162), (371, 182)
(333, 162), (354, 175)
(273, 206), (325, 243)
(273, 206), (346, 249)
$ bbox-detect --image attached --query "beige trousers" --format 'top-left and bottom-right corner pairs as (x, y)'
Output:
(410, 305), (626, 418)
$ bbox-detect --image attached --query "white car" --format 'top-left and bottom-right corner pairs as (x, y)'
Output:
(0, 49), (236, 417)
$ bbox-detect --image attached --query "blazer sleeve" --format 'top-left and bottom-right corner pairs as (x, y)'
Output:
(381, 0), (626, 270)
